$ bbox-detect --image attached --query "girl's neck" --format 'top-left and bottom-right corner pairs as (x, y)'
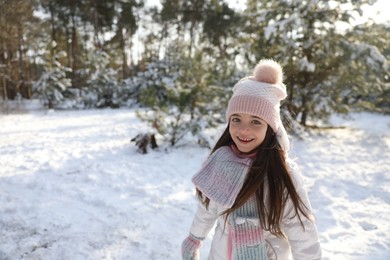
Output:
(230, 144), (257, 159)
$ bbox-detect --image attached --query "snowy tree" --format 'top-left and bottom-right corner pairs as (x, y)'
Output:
(33, 49), (71, 109)
(83, 50), (121, 108)
(241, 0), (387, 125)
(136, 45), (228, 147)
(341, 23), (390, 113)
(202, 1), (241, 60)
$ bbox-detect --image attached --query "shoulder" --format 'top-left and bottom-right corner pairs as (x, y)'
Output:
(286, 158), (305, 189)
(286, 157), (300, 174)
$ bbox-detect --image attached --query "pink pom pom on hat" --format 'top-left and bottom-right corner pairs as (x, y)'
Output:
(226, 59), (290, 151)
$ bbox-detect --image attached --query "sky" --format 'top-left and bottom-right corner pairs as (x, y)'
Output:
(148, 0), (389, 25)
(230, 0), (389, 24)
(348, 0), (389, 24)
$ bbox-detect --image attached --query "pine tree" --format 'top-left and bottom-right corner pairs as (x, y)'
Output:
(136, 44), (227, 147)
(202, 1), (241, 59)
(341, 23), (389, 113)
(33, 49), (71, 109)
(242, 0), (387, 125)
(84, 50), (120, 108)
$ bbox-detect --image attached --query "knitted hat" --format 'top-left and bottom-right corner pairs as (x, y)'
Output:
(226, 59), (290, 151)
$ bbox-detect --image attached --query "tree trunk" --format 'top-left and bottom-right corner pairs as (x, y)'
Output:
(300, 108), (307, 126)
(48, 1), (57, 59)
(128, 32), (134, 76)
(25, 59), (32, 98)
(66, 26), (71, 68)
(2, 76), (7, 100)
(119, 27), (128, 79)
(17, 23), (24, 97)
(93, 0), (102, 50)
(71, 17), (78, 87)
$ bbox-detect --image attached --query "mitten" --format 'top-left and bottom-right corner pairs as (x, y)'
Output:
(181, 233), (204, 260)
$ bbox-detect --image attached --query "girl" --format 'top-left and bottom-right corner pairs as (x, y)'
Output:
(181, 60), (322, 260)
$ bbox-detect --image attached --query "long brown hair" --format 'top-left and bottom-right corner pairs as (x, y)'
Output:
(196, 124), (310, 237)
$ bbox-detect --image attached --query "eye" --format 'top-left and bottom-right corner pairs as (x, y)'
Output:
(231, 117), (240, 123)
(252, 120), (261, 125)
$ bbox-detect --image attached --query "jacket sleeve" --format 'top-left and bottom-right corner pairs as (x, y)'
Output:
(189, 200), (220, 239)
(282, 160), (322, 260)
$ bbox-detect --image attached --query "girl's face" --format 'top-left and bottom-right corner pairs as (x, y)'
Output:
(229, 113), (268, 153)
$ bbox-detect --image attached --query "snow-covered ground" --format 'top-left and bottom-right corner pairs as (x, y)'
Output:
(0, 107), (389, 260)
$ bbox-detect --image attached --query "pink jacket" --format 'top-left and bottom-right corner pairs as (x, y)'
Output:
(188, 160), (322, 260)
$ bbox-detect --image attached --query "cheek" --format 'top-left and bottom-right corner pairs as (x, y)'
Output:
(257, 127), (268, 141)
(229, 124), (235, 135)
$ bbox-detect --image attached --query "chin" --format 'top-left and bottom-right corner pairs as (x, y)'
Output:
(237, 146), (254, 153)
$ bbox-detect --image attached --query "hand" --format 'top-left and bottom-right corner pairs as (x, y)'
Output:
(181, 234), (204, 260)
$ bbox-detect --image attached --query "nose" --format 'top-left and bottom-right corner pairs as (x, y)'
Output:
(238, 123), (250, 133)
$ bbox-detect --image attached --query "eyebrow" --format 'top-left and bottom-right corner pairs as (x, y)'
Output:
(231, 114), (262, 120)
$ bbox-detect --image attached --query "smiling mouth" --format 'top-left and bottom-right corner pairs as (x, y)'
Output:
(237, 136), (254, 143)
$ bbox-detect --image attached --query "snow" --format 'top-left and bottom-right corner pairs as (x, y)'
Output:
(298, 57), (316, 72)
(0, 107), (389, 260)
(351, 43), (388, 69)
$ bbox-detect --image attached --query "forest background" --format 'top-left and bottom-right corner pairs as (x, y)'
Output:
(0, 0), (389, 146)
